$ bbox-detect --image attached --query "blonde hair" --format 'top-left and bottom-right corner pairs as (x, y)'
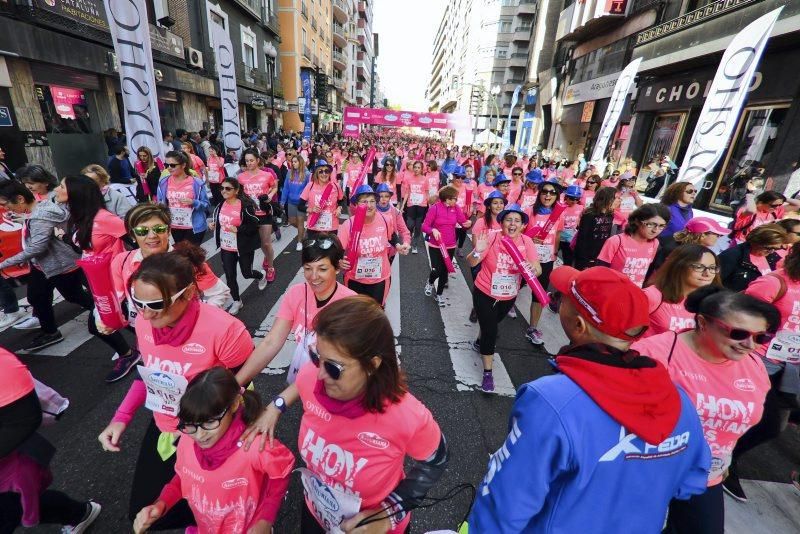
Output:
(81, 164), (111, 186)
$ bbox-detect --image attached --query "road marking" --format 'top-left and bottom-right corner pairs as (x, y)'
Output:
(514, 286), (569, 355)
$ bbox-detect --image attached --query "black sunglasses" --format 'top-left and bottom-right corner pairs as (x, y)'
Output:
(540, 189), (557, 196)
(220, 186), (236, 191)
(166, 163), (180, 168)
(303, 238), (336, 250)
(309, 347), (345, 380)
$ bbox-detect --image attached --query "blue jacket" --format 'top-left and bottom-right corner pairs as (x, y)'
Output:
(469, 375), (710, 533)
(280, 171), (310, 205)
(661, 203), (693, 239)
(156, 176), (210, 234)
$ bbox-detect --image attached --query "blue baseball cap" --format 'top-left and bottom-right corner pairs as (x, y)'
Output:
(564, 185), (583, 198)
(525, 168), (543, 184)
(497, 203), (529, 225)
(492, 175), (511, 186)
(314, 159), (333, 172)
(374, 183), (392, 195)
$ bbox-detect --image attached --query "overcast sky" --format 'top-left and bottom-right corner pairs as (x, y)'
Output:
(373, 0), (446, 110)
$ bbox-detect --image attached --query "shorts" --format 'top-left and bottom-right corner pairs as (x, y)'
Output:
(287, 203), (300, 218)
(256, 213), (273, 226)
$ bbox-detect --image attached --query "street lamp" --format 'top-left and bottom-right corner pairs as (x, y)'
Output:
(263, 41), (278, 132)
(457, 81), (501, 148)
(490, 84), (501, 150)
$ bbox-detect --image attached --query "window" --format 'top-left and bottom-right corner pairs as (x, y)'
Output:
(496, 45), (509, 58)
(206, 2), (229, 47)
(302, 29), (307, 47)
(36, 85), (92, 134)
(241, 26), (257, 69)
(498, 19), (512, 33)
(571, 38), (629, 84)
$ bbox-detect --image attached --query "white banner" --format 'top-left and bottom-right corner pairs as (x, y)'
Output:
(103, 0), (164, 162)
(211, 22), (243, 158)
(677, 7), (783, 188)
(590, 57), (641, 163)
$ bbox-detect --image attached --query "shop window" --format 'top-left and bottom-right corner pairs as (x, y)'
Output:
(709, 105), (790, 211)
(571, 38), (629, 84)
(35, 85), (92, 134)
(641, 112), (686, 166)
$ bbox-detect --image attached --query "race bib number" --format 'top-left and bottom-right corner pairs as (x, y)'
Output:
(170, 207), (192, 228)
(621, 196), (636, 211)
(298, 468), (361, 534)
(765, 331), (800, 363)
(125, 297), (137, 324)
(584, 196), (594, 208)
(208, 169), (221, 184)
(137, 366), (188, 416)
(220, 229), (237, 251)
(355, 256), (382, 279)
(409, 192), (423, 205)
(491, 272), (518, 298)
(316, 210), (333, 230)
(536, 243), (553, 263)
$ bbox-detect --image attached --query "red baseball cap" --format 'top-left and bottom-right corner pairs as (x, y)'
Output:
(684, 217), (729, 236)
(551, 266), (650, 341)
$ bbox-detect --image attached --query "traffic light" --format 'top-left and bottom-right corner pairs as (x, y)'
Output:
(315, 71), (328, 108)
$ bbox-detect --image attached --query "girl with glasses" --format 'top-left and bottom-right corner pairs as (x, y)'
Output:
(156, 150), (209, 246)
(660, 182), (697, 240)
(597, 203), (671, 287)
(237, 148), (279, 283)
(580, 173), (601, 207)
(133, 367), (294, 534)
(98, 251), (256, 531)
(642, 244), (721, 338)
(719, 223), (788, 291)
(242, 296), (449, 533)
(632, 286), (778, 534)
(211, 178), (266, 315)
(508, 166), (525, 202)
(375, 158), (401, 205)
(299, 160), (344, 239)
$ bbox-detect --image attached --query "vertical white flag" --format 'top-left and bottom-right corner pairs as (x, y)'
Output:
(677, 7), (783, 188)
(590, 57), (641, 163)
(211, 22), (243, 159)
(103, 0), (164, 161)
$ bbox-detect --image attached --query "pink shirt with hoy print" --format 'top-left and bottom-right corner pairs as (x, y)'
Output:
(597, 233), (659, 287)
(641, 285), (695, 338)
(474, 233), (538, 300)
(338, 214), (395, 285)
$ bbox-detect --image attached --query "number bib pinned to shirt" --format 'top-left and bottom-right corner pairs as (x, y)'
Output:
(409, 192), (423, 205)
(355, 256), (382, 279)
(298, 467), (361, 534)
(536, 243), (553, 263)
(491, 272), (518, 298)
(316, 211), (333, 230)
(220, 229), (237, 251)
(137, 366), (188, 416)
(765, 331), (800, 364)
(170, 207), (192, 228)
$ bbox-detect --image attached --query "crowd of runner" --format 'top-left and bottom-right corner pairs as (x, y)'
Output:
(0, 127), (798, 533)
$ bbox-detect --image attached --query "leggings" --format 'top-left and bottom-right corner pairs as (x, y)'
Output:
(171, 228), (204, 246)
(220, 249), (263, 301)
(346, 279), (387, 306)
(0, 275), (18, 314)
(559, 241), (574, 267)
(27, 267), (130, 355)
(473, 289), (516, 355)
(456, 227), (467, 249)
(208, 183), (223, 206)
(0, 391), (41, 458)
(665, 483), (723, 534)
(405, 205), (427, 247)
(0, 490), (87, 533)
(428, 245), (454, 296)
(128, 419), (194, 530)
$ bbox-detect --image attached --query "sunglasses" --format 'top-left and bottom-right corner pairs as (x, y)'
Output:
(130, 284), (191, 312)
(309, 346), (346, 380)
(132, 224), (169, 237)
(303, 238), (336, 250)
(684, 189), (697, 194)
(540, 190), (557, 196)
(770, 203), (783, 208)
(177, 407), (229, 434)
(166, 163), (180, 168)
(318, 169), (331, 174)
(220, 186), (236, 191)
(512, 172), (522, 176)
(703, 315), (774, 345)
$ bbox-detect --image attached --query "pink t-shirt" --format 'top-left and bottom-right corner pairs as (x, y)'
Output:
(402, 175), (430, 208)
(632, 332), (769, 485)
(338, 214), (395, 285)
(189, 154), (205, 177)
(136, 303), (253, 432)
(526, 212), (563, 264)
(475, 183), (495, 214)
(508, 180), (523, 204)
(470, 216), (502, 241)
(0, 348), (34, 408)
(453, 181), (475, 216)
(561, 203), (583, 233)
(296, 363), (441, 529)
(375, 172), (401, 203)
(474, 233), (538, 300)
(112, 249), (220, 302)
(239, 170), (277, 216)
(426, 174), (440, 197)
(219, 200), (242, 252)
(597, 233), (659, 287)
(613, 191), (638, 227)
(745, 271), (800, 361)
(206, 156), (225, 184)
(276, 282), (357, 341)
(641, 285), (695, 338)
(301, 181), (344, 232)
(581, 189), (596, 207)
(345, 164), (363, 190)
(519, 189), (538, 214)
(170, 433), (295, 533)
(166, 176), (195, 229)
(749, 253), (772, 275)
(84, 209), (126, 257)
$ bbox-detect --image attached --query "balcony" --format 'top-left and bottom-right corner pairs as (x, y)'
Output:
(332, 77), (345, 91)
(356, 89), (365, 99)
(518, 0), (536, 15)
(333, 22), (347, 47)
(312, 53), (319, 67)
(311, 16), (317, 31)
(513, 26), (532, 41)
(357, 61), (367, 80)
(332, 0), (348, 23)
(302, 45), (311, 59)
(504, 78), (525, 91)
(233, 0), (262, 19)
(301, 1), (308, 19)
(509, 52), (528, 67)
(635, 0), (760, 46)
(358, 1), (366, 17)
(332, 50), (346, 70)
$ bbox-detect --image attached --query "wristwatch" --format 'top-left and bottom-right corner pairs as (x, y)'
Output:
(471, 250), (482, 259)
(272, 396), (286, 413)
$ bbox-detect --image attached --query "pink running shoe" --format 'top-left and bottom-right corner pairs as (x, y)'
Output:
(266, 267), (276, 282)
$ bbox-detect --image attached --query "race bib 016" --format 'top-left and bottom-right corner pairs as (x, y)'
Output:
(355, 256), (382, 280)
(491, 272), (518, 298)
(137, 366), (188, 416)
(298, 467), (361, 534)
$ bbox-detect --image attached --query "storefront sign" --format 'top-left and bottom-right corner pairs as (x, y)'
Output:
(677, 7), (782, 188)
(49, 86), (86, 119)
(103, 0), (164, 161)
(635, 0), (758, 46)
(149, 24), (184, 58)
(342, 107), (470, 129)
(211, 22), (242, 158)
(250, 96), (267, 110)
(0, 107), (12, 127)
(564, 70), (631, 106)
(591, 57), (641, 162)
(581, 101), (595, 123)
(36, 0), (109, 32)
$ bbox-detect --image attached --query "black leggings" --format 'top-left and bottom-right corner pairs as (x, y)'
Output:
(559, 241), (574, 267)
(0, 490), (87, 533)
(208, 183), (223, 206)
(220, 249), (263, 301)
(171, 228), (205, 245)
(27, 267), (130, 355)
(128, 419), (194, 530)
(456, 227), (467, 249)
(428, 246), (454, 296)
(473, 289), (516, 355)
(346, 279), (387, 306)
(665, 483), (723, 534)
(405, 205), (427, 247)
(0, 391), (41, 458)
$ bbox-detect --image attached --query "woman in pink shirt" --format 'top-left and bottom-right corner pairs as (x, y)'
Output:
(475, 169), (498, 216)
(519, 170), (541, 215)
(642, 244), (721, 338)
(205, 145), (226, 205)
(450, 167), (475, 256)
(299, 160), (344, 238)
(468, 204), (541, 392)
(376, 183), (412, 265)
(238, 149), (279, 283)
(156, 151), (209, 246)
(508, 167), (525, 204)
(375, 159), (401, 205)
(422, 186), (471, 306)
(180, 142), (206, 180)
(133, 367), (294, 534)
(98, 251), (256, 531)
(613, 175), (644, 227)
(134, 146), (162, 202)
(242, 296), (449, 533)
(343, 152), (363, 198)
(401, 161), (431, 254)
(597, 203), (670, 287)
(581, 174), (601, 207)
(632, 287), (778, 534)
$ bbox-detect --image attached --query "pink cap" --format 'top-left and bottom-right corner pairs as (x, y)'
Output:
(684, 217), (729, 236)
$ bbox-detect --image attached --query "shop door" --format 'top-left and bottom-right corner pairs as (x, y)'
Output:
(0, 88), (28, 172)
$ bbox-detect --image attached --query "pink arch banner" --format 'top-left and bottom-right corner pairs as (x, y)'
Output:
(343, 106), (470, 137)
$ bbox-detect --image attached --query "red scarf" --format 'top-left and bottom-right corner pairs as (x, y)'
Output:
(313, 379), (366, 419)
(152, 297), (201, 347)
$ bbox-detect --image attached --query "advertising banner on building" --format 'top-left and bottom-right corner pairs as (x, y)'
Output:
(210, 22), (242, 158)
(502, 85), (523, 153)
(102, 0), (164, 161)
(677, 7), (782, 188)
(342, 107), (470, 130)
(301, 69), (313, 141)
(590, 57), (641, 162)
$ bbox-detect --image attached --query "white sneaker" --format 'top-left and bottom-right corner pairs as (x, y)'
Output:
(61, 501), (101, 534)
(296, 242), (303, 251)
(424, 282), (433, 296)
(507, 308), (517, 319)
(258, 276), (268, 290)
(436, 295), (446, 307)
(0, 310), (28, 330)
(12, 315), (40, 330)
(412, 247), (418, 254)
(229, 300), (244, 315)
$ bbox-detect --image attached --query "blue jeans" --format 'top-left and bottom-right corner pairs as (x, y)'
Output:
(0, 276), (18, 314)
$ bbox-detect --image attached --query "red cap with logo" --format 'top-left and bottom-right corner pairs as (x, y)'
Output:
(551, 266), (650, 341)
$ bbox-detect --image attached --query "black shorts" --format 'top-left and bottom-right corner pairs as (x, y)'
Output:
(256, 213), (273, 226)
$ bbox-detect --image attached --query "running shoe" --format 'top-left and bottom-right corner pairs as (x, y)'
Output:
(436, 295), (446, 307)
(296, 242), (303, 251)
(105, 350), (141, 383)
(229, 300), (244, 315)
(275, 228), (282, 241)
(525, 327), (544, 345)
(507, 308), (517, 319)
(13, 315), (41, 330)
(481, 371), (495, 393)
(722, 471), (747, 502)
(471, 339), (481, 353)
(61, 501), (101, 534)
(469, 308), (477, 323)
(21, 331), (64, 353)
(266, 267), (276, 282)
(412, 247), (418, 254)
(258, 273), (268, 290)
(262, 258), (269, 270)
(0, 310), (27, 330)
(547, 291), (561, 314)
(424, 282), (433, 296)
